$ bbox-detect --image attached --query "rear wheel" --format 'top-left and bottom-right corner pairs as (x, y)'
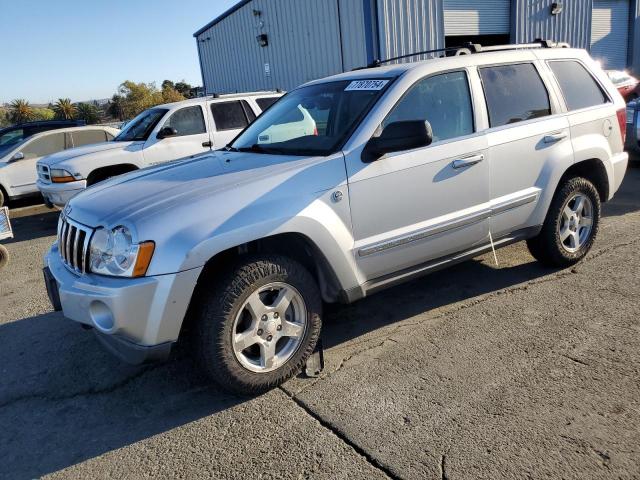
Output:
(193, 255), (322, 394)
(527, 176), (600, 267)
(0, 187), (5, 208)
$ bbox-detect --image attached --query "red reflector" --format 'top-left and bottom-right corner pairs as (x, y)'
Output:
(313, 127), (318, 136)
(617, 108), (627, 144)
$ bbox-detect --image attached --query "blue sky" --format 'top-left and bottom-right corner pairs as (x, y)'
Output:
(0, 0), (237, 104)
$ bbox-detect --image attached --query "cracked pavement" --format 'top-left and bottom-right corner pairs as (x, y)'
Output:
(1, 167), (639, 479)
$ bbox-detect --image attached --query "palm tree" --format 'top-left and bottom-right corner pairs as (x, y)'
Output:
(53, 98), (76, 120)
(9, 99), (33, 124)
(75, 102), (100, 124)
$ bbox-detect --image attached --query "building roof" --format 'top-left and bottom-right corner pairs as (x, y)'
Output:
(193, 0), (251, 37)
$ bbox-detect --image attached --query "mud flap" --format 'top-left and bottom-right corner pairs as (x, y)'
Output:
(304, 338), (324, 378)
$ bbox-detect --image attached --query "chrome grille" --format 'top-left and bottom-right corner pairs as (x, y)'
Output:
(37, 163), (51, 183)
(57, 215), (93, 274)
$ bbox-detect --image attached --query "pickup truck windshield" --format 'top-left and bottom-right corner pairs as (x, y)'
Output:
(114, 108), (168, 142)
(230, 79), (391, 156)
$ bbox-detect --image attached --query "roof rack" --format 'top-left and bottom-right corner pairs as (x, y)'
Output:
(354, 39), (570, 70)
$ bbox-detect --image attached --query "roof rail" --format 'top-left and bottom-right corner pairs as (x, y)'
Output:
(353, 39), (570, 70)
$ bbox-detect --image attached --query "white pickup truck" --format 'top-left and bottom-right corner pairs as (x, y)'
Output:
(36, 92), (284, 208)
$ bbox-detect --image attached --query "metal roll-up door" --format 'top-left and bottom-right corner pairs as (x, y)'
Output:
(591, 0), (630, 70)
(443, 0), (511, 36)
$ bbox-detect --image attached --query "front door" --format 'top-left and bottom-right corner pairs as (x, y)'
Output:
(8, 131), (66, 195)
(346, 70), (491, 281)
(143, 105), (211, 166)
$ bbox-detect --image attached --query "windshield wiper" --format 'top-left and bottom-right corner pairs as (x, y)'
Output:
(223, 144), (239, 152)
(236, 144), (283, 154)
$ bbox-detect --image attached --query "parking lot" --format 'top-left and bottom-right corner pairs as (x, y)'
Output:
(0, 165), (638, 479)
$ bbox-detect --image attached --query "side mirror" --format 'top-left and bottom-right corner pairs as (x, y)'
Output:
(156, 127), (178, 140)
(8, 152), (24, 163)
(362, 120), (433, 162)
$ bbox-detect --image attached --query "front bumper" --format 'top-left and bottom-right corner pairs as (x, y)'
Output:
(44, 243), (202, 364)
(36, 179), (87, 208)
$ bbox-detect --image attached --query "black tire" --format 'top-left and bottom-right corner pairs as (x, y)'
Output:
(0, 244), (8, 270)
(0, 187), (5, 208)
(527, 176), (601, 267)
(193, 254), (322, 395)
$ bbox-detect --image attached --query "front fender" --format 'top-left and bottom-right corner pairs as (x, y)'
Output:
(180, 189), (361, 293)
(58, 146), (144, 177)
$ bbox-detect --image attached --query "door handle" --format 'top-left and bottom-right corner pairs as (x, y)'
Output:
(452, 154), (484, 169)
(543, 132), (567, 144)
(202, 141), (213, 148)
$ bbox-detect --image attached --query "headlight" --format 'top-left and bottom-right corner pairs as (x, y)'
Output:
(51, 169), (81, 183)
(89, 226), (155, 277)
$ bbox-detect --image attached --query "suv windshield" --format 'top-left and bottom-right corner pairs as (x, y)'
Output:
(114, 108), (168, 142)
(230, 79), (392, 156)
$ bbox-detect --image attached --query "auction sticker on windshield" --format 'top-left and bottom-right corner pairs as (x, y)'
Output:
(345, 80), (389, 91)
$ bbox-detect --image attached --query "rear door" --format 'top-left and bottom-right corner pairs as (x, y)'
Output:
(208, 100), (255, 148)
(70, 129), (109, 148)
(142, 104), (210, 166)
(479, 61), (573, 238)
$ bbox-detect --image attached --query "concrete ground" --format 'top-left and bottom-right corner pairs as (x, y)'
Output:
(1, 167), (639, 480)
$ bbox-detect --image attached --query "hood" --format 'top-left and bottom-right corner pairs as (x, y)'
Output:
(38, 141), (137, 166)
(66, 150), (343, 229)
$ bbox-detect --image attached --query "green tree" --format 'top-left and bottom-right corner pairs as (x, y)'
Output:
(75, 102), (100, 124)
(116, 80), (185, 118)
(107, 94), (125, 121)
(9, 99), (33, 124)
(161, 80), (175, 91)
(31, 107), (55, 121)
(175, 81), (193, 98)
(0, 107), (9, 127)
(53, 98), (76, 120)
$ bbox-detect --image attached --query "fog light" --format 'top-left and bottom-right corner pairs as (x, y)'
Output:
(89, 300), (115, 331)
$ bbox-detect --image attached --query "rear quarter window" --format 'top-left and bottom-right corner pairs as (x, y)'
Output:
(548, 60), (609, 111)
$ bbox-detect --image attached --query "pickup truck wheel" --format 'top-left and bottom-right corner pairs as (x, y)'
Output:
(194, 255), (322, 395)
(527, 176), (600, 267)
(0, 187), (5, 208)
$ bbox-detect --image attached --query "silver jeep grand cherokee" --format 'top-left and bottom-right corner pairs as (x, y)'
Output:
(44, 42), (628, 394)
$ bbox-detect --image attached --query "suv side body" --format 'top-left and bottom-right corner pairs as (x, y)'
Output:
(43, 47), (627, 392)
(36, 92), (283, 208)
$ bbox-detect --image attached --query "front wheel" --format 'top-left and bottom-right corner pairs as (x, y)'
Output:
(527, 176), (601, 267)
(0, 244), (9, 270)
(194, 255), (322, 395)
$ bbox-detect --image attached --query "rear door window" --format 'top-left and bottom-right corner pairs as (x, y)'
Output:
(72, 129), (108, 147)
(256, 97), (280, 111)
(21, 133), (65, 159)
(164, 106), (207, 136)
(210, 101), (250, 131)
(548, 60), (609, 111)
(479, 63), (551, 128)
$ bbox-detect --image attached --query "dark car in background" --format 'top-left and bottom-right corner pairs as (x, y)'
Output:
(607, 70), (640, 102)
(0, 119), (86, 156)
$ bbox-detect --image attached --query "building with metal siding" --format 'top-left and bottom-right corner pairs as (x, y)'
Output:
(194, 0), (640, 94)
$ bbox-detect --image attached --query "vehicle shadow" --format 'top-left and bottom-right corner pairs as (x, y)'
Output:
(0, 250), (553, 479)
(4, 207), (59, 244)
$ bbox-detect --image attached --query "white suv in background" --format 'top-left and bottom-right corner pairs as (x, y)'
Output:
(36, 92), (283, 208)
(0, 126), (119, 207)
